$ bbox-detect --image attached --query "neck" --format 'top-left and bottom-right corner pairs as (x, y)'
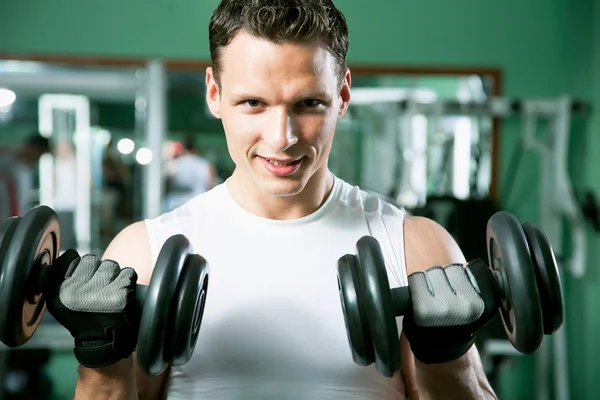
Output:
(227, 167), (335, 220)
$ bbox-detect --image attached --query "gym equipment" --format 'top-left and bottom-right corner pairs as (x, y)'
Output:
(0, 205), (210, 376)
(0, 207), (60, 348)
(337, 211), (563, 378)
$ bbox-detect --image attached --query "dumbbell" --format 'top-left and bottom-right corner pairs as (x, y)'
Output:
(0, 205), (210, 376)
(337, 211), (564, 378)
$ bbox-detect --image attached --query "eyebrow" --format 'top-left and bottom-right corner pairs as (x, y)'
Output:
(229, 91), (332, 102)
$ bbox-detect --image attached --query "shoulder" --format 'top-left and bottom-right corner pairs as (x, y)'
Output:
(335, 177), (404, 215)
(403, 215), (466, 275)
(100, 184), (228, 285)
(163, 182), (227, 217)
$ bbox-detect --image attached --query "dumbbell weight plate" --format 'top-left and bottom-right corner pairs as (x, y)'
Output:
(0, 206), (60, 347)
(522, 222), (564, 335)
(0, 217), (21, 273)
(486, 212), (543, 354)
(137, 234), (192, 376)
(337, 253), (374, 367)
(356, 235), (401, 378)
(169, 253), (209, 367)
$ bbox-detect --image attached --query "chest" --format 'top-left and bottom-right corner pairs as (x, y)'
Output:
(184, 223), (365, 369)
(197, 224), (359, 320)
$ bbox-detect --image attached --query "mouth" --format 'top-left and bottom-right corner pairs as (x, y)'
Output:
(258, 156), (304, 176)
(260, 157), (303, 166)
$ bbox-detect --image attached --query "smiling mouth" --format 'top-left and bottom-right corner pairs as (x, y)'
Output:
(259, 156), (303, 166)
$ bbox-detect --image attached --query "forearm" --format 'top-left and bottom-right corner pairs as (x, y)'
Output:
(415, 347), (497, 400)
(75, 358), (137, 400)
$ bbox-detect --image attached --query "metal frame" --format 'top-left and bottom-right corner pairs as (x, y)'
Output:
(38, 94), (93, 254)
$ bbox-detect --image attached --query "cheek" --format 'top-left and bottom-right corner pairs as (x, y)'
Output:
(221, 110), (261, 154)
(310, 112), (338, 149)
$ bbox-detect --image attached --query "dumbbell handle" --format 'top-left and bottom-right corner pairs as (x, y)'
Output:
(390, 287), (410, 316)
(136, 284), (148, 308)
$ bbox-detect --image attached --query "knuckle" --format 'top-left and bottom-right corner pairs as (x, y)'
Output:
(117, 268), (137, 283)
(100, 259), (120, 271)
(425, 265), (444, 275)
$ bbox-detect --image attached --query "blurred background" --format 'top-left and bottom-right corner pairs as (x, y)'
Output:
(0, 0), (598, 399)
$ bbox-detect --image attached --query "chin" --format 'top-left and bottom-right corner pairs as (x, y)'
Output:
(257, 177), (306, 197)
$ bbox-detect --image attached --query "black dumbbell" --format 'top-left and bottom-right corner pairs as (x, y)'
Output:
(0, 205), (209, 376)
(337, 211), (564, 378)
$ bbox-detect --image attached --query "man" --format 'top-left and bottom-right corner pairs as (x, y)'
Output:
(164, 135), (217, 212)
(45, 1), (499, 399)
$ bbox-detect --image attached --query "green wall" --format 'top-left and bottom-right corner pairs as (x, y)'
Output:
(1, 0), (599, 398)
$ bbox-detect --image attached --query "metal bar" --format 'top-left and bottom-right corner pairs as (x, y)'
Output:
(349, 91), (591, 117)
(0, 70), (141, 103)
(143, 60), (166, 219)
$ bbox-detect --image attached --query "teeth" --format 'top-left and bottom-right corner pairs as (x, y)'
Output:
(268, 159), (292, 166)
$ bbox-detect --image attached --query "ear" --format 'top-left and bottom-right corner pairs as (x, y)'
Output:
(205, 67), (222, 119)
(338, 68), (352, 119)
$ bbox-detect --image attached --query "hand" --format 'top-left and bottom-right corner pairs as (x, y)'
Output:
(402, 259), (499, 364)
(44, 249), (141, 368)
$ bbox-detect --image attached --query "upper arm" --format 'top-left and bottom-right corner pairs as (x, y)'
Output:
(403, 215), (466, 275)
(102, 222), (171, 399)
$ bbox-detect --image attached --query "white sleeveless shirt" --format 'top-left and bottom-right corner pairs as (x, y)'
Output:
(145, 175), (409, 399)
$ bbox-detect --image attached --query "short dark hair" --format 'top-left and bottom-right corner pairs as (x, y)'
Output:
(182, 133), (197, 152)
(25, 132), (50, 153)
(209, 0), (349, 86)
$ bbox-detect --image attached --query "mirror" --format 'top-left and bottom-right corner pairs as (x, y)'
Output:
(0, 60), (146, 254)
(332, 73), (498, 209)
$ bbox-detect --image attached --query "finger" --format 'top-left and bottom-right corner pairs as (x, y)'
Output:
(444, 263), (481, 298)
(400, 330), (419, 400)
(407, 270), (434, 296)
(443, 263), (486, 325)
(67, 254), (101, 283)
(422, 266), (455, 299)
(466, 259), (500, 316)
(112, 267), (138, 289)
(94, 259), (122, 287)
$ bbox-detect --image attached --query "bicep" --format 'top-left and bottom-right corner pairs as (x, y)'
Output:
(403, 215), (466, 275)
(102, 221), (155, 284)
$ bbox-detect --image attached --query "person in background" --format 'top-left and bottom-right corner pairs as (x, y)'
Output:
(164, 134), (217, 211)
(0, 132), (50, 220)
(101, 139), (130, 241)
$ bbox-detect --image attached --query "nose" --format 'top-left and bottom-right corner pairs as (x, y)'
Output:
(263, 108), (299, 152)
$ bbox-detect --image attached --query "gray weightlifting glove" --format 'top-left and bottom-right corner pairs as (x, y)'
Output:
(45, 250), (142, 368)
(402, 259), (499, 364)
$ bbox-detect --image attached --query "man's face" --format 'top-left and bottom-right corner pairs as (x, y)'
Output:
(205, 32), (351, 197)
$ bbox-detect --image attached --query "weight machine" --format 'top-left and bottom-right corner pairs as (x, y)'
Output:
(347, 87), (591, 400)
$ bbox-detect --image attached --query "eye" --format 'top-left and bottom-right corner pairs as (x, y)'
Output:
(299, 99), (322, 108)
(243, 99), (263, 108)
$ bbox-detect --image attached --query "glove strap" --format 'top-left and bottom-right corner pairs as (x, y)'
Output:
(73, 327), (135, 368)
(73, 340), (125, 368)
(409, 335), (475, 364)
